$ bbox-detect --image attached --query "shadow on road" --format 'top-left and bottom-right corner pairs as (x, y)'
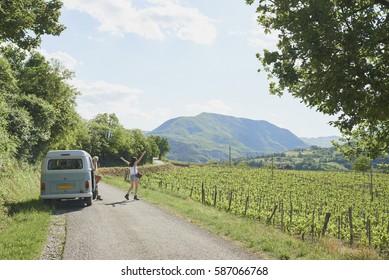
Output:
(104, 200), (135, 207)
(53, 199), (88, 214)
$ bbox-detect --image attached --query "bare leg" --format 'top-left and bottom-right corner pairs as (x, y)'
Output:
(134, 181), (139, 196)
(125, 181), (135, 200)
(95, 175), (103, 200)
(134, 180), (139, 200)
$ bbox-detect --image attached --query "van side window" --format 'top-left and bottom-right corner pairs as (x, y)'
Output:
(48, 159), (83, 170)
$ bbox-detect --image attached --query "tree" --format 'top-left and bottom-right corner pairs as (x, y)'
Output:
(82, 114), (157, 166)
(0, 75), (17, 168)
(150, 135), (170, 159)
(0, 0), (74, 163)
(352, 156), (371, 173)
(127, 129), (148, 162)
(1, 47), (80, 162)
(86, 113), (126, 164)
(246, 0), (389, 158)
(50, 115), (91, 151)
(7, 94), (56, 161)
(0, 0), (65, 50)
(146, 136), (160, 162)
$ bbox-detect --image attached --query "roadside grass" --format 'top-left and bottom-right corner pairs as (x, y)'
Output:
(0, 165), (51, 260)
(104, 175), (377, 260)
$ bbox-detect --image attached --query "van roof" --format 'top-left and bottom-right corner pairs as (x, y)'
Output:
(45, 150), (92, 158)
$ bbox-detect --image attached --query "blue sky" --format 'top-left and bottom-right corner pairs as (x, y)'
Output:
(40, 0), (340, 138)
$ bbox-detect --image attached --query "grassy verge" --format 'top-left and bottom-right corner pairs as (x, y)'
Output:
(0, 164), (52, 259)
(104, 175), (379, 260)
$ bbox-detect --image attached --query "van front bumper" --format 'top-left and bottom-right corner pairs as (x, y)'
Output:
(40, 193), (92, 200)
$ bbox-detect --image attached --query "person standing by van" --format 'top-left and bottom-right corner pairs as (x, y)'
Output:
(120, 150), (146, 200)
(92, 156), (103, 200)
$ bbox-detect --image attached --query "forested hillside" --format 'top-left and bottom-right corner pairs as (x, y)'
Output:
(150, 112), (308, 163)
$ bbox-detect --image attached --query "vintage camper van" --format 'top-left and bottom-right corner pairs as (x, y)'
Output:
(40, 150), (97, 206)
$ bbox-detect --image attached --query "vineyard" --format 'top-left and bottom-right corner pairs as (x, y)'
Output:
(142, 166), (389, 257)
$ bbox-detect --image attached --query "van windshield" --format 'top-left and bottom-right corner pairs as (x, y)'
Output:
(48, 159), (83, 170)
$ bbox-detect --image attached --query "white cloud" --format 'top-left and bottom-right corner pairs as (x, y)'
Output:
(72, 79), (141, 119)
(39, 50), (79, 70)
(186, 99), (233, 115)
(74, 80), (140, 97)
(247, 30), (279, 49)
(63, 0), (216, 45)
(231, 15), (279, 50)
(71, 79), (172, 130)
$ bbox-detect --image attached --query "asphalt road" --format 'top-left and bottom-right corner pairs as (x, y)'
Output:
(56, 182), (259, 260)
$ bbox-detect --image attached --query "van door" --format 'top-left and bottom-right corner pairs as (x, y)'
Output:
(45, 158), (85, 195)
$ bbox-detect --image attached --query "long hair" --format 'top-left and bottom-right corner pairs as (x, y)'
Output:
(92, 156), (99, 169)
(130, 157), (137, 167)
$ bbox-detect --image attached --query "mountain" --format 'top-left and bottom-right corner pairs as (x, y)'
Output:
(149, 112), (308, 163)
(300, 136), (341, 148)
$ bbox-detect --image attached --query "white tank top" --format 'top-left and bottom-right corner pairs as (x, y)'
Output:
(130, 166), (137, 175)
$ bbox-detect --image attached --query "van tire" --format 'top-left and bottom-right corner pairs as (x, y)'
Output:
(85, 197), (92, 206)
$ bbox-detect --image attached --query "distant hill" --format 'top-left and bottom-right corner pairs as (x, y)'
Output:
(300, 136), (341, 148)
(149, 112), (308, 163)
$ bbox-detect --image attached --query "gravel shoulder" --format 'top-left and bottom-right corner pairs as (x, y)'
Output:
(39, 214), (66, 260)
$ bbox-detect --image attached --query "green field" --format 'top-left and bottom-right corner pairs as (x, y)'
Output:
(140, 166), (389, 258)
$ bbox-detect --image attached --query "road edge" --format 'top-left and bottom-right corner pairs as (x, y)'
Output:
(39, 213), (66, 260)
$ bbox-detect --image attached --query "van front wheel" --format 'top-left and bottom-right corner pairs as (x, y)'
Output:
(85, 197), (92, 206)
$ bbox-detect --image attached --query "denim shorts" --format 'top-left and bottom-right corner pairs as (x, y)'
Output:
(130, 174), (138, 181)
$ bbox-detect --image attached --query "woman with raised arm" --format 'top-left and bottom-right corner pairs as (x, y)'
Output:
(120, 150), (146, 201)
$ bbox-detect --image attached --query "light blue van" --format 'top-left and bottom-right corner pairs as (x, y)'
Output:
(40, 150), (97, 206)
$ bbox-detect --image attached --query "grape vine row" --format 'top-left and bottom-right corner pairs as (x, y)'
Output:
(143, 166), (389, 256)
